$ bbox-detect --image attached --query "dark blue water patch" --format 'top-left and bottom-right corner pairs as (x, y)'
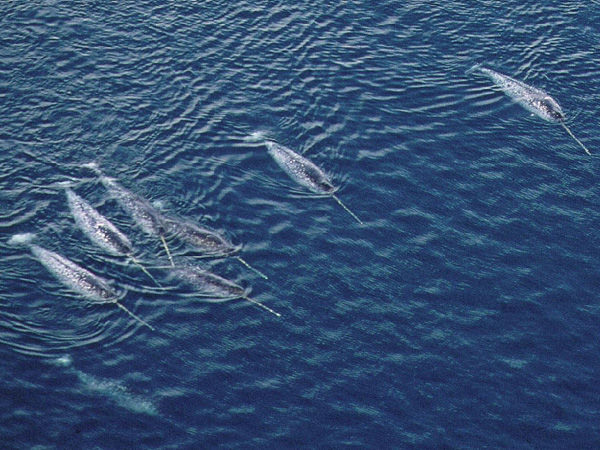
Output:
(2, 0), (600, 448)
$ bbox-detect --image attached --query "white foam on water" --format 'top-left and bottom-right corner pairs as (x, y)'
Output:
(8, 233), (36, 246)
(244, 130), (268, 142)
(152, 200), (166, 210)
(55, 180), (75, 188)
(81, 161), (100, 171)
(53, 354), (73, 367)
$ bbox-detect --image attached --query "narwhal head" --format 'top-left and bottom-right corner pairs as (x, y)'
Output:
(539, 96), (566, 122)
(316, 178), (336, 194)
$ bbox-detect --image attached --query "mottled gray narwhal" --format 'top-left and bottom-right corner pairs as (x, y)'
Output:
(168, 266), (280, 317)
(471, 66), (591, 155)
(265, 141), (363, 224)
(165, 218), (268, 279)
(66, 188), (160, 286)
(31, 245), (154, 330)
(84, 163), (175, 266)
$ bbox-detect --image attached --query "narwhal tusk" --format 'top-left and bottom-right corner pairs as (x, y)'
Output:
(115, 301), (155, 331)
(235, 256), (268, 279)
(332, 194), (363, 225)
(129, 256), (162, 287)
(242, 296), (281, 317)
(561, 122), (591, 155)
(160, 235), (175, 267)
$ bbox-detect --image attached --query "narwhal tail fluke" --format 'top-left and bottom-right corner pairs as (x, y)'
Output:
(115, 302), (155, 331)
(332, 195), (363, 225)
(129, 256), (162, 287)
(242, 296), (281, 317)
(160, 235), (175, 267)
(465, 64), (483, 76)
(561, 122), (591, 155)
(235, 256), (268, 280)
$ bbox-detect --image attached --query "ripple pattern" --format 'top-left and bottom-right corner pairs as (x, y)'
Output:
(1, 0), (600, 449)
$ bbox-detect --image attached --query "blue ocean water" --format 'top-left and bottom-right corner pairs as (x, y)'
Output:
(1, 0), (599, 448)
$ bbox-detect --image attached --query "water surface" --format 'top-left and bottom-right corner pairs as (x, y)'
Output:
(1, 1), (599, 448)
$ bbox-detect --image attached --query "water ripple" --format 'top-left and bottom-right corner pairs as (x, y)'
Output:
(1, 0), (600, 448)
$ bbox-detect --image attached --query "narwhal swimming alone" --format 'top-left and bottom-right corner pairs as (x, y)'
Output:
(30, 245), (154, 330)
(168, 266), (281, 317)
(66, 189), (160, 286)
(165, 218), (268, 279)
(265, 141), (363, 224)
(96, 173), (175, 267)
(472, 66), (591, 155)
(52, 355), (158, 415)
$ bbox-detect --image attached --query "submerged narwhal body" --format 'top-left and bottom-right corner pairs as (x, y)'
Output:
(165, 218), (268, 279)
(98, 175), (175, 266)
(473, 66), (591, 155)
(66, 189), (159, 285)
(52, 355), (158, 415)
(265, 141), (363, 224)
(169, 266), (280, 316)
(30, 245), (154, 330)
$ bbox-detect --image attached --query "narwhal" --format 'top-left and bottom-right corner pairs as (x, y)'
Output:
(66, 188), (160, 286)
(52, 355), (158, 415)
(95, 172), (175, 267)
(168, 266), (280, 317)
(165, 217), (268, 279)
(30, 245), (154, 331)
(472, 66), (591, 155)
(265, 141), (363, 224)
